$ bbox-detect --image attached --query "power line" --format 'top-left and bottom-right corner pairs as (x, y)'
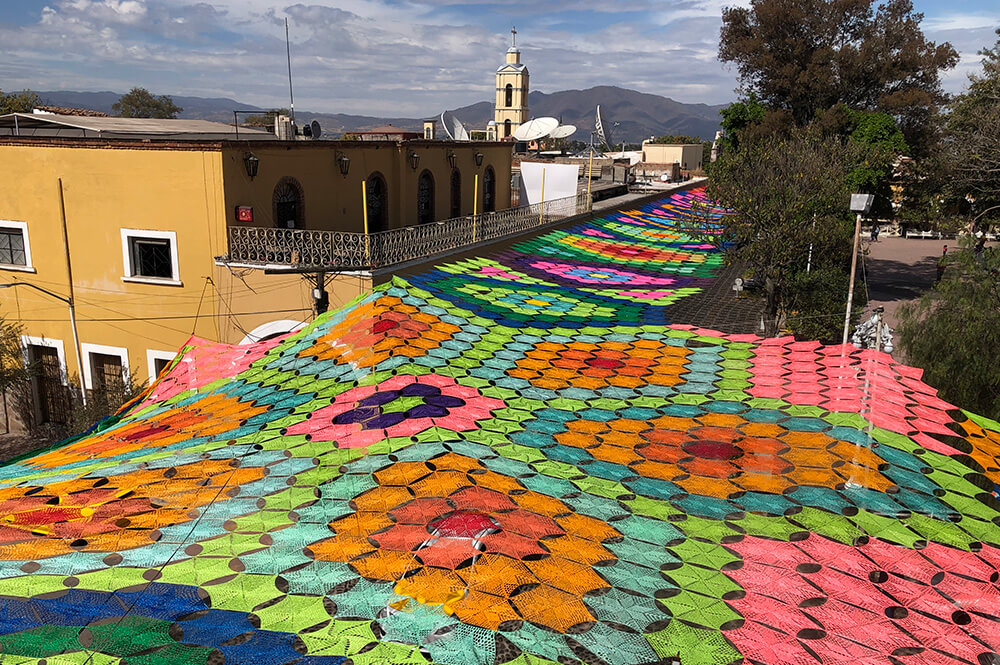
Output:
(11, 307), (314, 323)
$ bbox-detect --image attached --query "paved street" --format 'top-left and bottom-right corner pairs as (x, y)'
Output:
(864, 236), (948, 332)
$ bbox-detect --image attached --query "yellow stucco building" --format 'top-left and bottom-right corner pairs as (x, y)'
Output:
(0, 116), (511, 429)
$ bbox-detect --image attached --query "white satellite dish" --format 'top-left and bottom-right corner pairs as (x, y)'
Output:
(512, 116), (559, 142)
(549, 124), (577, 139)
(440, 111), (470, 141)
(595, 106), (612, 151)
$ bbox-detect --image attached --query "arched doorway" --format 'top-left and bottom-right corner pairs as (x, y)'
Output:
(417, 170), (435, 224)
(273, 177), (304, 229)
(484, 166), (496, 212)
(505, 83), (513, 107)
(366, 172), (388, 233)
(450, 169), (461, 218)
(503, 119), (511, 138)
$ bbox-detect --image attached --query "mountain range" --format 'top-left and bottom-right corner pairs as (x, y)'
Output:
(32, 87), (727, 142)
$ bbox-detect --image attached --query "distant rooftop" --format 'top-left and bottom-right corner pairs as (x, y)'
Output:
(33, 105), (108, 117)
(0, 113), (272, 140)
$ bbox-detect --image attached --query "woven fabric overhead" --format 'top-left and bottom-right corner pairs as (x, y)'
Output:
(1, 187), (998, 665)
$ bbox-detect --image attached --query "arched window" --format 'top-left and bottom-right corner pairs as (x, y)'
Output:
(273, 177), (304, 229)
(504, 119), (511, 138)
(505, 83), (513, 107)
(450, 169), (462, 218)
(417, 170), (435, 224)
(484, 166), (496, 213)
(366, 172), (388, 233)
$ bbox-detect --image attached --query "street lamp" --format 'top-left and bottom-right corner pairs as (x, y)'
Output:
(335, 151), (350, 177)
(243, 152), (260, 179)
(843, 193), (875, 347)
(0, 281), (87, 406)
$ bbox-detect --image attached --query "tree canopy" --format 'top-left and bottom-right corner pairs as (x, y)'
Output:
(0, 89), (41, 115)
(112, 87), (182, 119)
(947, 29), (1000, 220)
(719, 0), (957, 157)
(707, 127), (862, 339)
(897, 239), (1000, 419)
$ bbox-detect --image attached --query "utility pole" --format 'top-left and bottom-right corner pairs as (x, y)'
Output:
(843, 194), (874, 348)
(57, 178), (87, 407)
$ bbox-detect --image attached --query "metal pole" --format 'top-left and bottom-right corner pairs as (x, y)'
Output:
(538, 168), (546, 226)
(587, 150), (594, 203)
(57, 178), (87, 407)
(362, 180), (370, 266)
(806, 217), (815, 273)
(874, 309), (884, 354)
(842, 212), (863, 347)
(285, 17), (295, 125)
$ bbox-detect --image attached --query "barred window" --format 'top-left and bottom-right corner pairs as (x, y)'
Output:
(0, 228), (26, 266)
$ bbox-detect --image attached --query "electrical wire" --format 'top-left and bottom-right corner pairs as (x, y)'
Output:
(11, 307), (314, 323)
(191, 278), (210, 336)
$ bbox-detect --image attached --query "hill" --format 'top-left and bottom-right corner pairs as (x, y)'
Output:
(451, 86), (726, 142)
(33, 86), (726, 141)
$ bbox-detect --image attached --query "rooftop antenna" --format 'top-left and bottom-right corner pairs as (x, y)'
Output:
(285, 17), (295, 125)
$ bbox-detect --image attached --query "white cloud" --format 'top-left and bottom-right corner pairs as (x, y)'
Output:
(0, 0), (991, 117)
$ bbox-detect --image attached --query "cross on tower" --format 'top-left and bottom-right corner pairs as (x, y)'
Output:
(511, 26), (517, 47)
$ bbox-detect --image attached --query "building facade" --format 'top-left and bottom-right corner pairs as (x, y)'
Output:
(0, 132), (511, 430)
(640, 142), (704, 172)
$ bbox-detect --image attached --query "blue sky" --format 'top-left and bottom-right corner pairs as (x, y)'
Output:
(0, 0), (996, 117)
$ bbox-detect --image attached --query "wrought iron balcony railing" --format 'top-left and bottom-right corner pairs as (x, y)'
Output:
(221, 192), (591, 271)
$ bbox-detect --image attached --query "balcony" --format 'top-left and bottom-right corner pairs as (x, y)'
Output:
(219, 193), (591, 271)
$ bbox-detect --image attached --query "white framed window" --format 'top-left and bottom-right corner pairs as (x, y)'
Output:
(146, 349), (177, 380)
(21, 336), (69, 425)
(120, 229), (181, 286)
(21, 336), (67, 384)
(80, 342), (130, 391)
(0, 221), (34, 272)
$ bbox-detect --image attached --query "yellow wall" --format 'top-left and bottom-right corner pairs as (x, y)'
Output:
(0, 141), (361, 403)
(0, 138), (510, 418)
(222, 141), (512, 232)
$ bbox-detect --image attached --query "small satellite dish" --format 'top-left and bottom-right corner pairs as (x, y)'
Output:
(549, 124), (577, 139)
(310, 120), (322, 140)
(595, 106), (612, 151)
(512, 117), (558, 142)
(440, 111), (470, 141)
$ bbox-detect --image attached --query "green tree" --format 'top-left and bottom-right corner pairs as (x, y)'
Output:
(707, 128), (862, 338)
(112, 87), (182, 119)
(717, 95), (768, 153)
(897, 239), (1000, 419)
(947, 29), (1000, 223)
(719, 0), (957, 157)
(0, 89), (42, 114)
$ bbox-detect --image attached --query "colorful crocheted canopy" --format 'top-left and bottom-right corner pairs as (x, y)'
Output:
(0, 188), (997, 665)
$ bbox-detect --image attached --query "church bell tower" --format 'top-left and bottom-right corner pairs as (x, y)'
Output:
(494, 27), (529, 139)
